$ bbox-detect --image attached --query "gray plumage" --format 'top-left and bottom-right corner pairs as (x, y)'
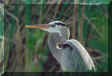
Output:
(47, 21), (95, 72)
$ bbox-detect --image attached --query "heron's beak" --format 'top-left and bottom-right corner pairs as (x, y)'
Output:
(25, 24), (49, 29)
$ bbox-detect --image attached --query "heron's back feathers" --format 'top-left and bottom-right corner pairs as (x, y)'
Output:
(64, 39), (95, 71)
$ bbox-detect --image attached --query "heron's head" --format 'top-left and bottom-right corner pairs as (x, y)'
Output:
(25, 21), (68, 33)
(25, 21), (70, 39)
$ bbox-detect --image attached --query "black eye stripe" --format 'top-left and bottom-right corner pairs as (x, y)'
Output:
(55, 23), (66, 26)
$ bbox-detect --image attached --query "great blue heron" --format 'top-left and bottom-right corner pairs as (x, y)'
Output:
(25, 21), (95, 72)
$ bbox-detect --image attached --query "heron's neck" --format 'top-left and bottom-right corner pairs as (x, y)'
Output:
(48, 28), (70, 59)
(48, 32), (66, 59)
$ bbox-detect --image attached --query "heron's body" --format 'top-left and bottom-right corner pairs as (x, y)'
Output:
(48, 29), (95, 72)
(26, 21), (95, 72)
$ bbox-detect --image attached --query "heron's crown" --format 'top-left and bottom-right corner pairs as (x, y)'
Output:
(48, 21), (66, 27)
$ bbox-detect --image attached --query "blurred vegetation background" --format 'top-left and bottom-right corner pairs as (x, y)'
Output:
(0, 0), (110, 73)
(0, 3), (4, 74)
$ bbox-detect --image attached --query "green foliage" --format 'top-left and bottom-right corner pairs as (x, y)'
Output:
(0, 4), (4, 36)
(0, 3), (4, 75)
(79, 0), (110, 4)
